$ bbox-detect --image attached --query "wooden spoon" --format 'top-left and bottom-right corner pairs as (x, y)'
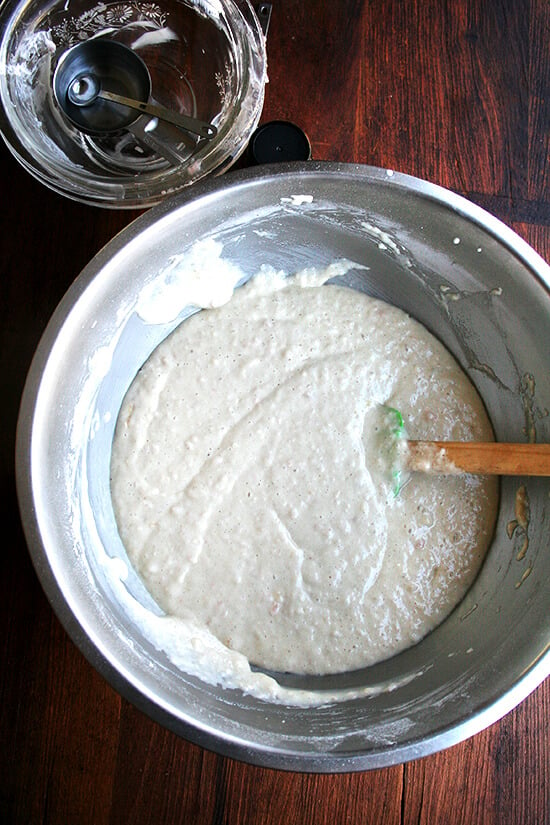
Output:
(404, 440), (550, 476)
(381, 407), (550, 482)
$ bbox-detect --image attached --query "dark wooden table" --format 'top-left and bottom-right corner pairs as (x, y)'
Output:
(2, 1), (549, 822)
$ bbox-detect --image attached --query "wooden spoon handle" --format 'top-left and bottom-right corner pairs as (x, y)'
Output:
(405, 441), (550, 476)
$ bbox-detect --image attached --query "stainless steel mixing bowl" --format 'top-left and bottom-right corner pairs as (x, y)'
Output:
(16, 163), (550, 771)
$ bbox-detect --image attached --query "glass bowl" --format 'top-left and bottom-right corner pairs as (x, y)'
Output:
(0, 0), (267, 208)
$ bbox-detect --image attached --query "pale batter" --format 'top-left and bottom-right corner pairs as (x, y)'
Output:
(111, 266), (498, 676)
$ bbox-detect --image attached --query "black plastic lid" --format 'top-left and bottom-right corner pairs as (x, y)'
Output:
(249, 120), (312, 164)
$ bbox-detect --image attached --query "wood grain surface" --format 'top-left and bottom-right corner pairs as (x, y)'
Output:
(405, 442), (550, 476)
(1, 1), (549, 823)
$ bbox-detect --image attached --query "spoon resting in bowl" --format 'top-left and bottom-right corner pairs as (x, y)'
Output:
(404, 439), (550, 476)
(382, 406), (550, 493)
(67, 76), (217, 139)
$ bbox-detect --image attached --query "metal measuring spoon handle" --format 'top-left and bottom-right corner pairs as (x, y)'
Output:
(67, 74), (217, 139)
(97, 90), (217, 139)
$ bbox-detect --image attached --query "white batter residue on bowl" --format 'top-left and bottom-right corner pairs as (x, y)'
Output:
(135, 238), (245, 324)
(110, 261), (498, 693)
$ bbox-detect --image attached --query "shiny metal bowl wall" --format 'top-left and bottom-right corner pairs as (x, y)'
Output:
(16, 163), (550, 771)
